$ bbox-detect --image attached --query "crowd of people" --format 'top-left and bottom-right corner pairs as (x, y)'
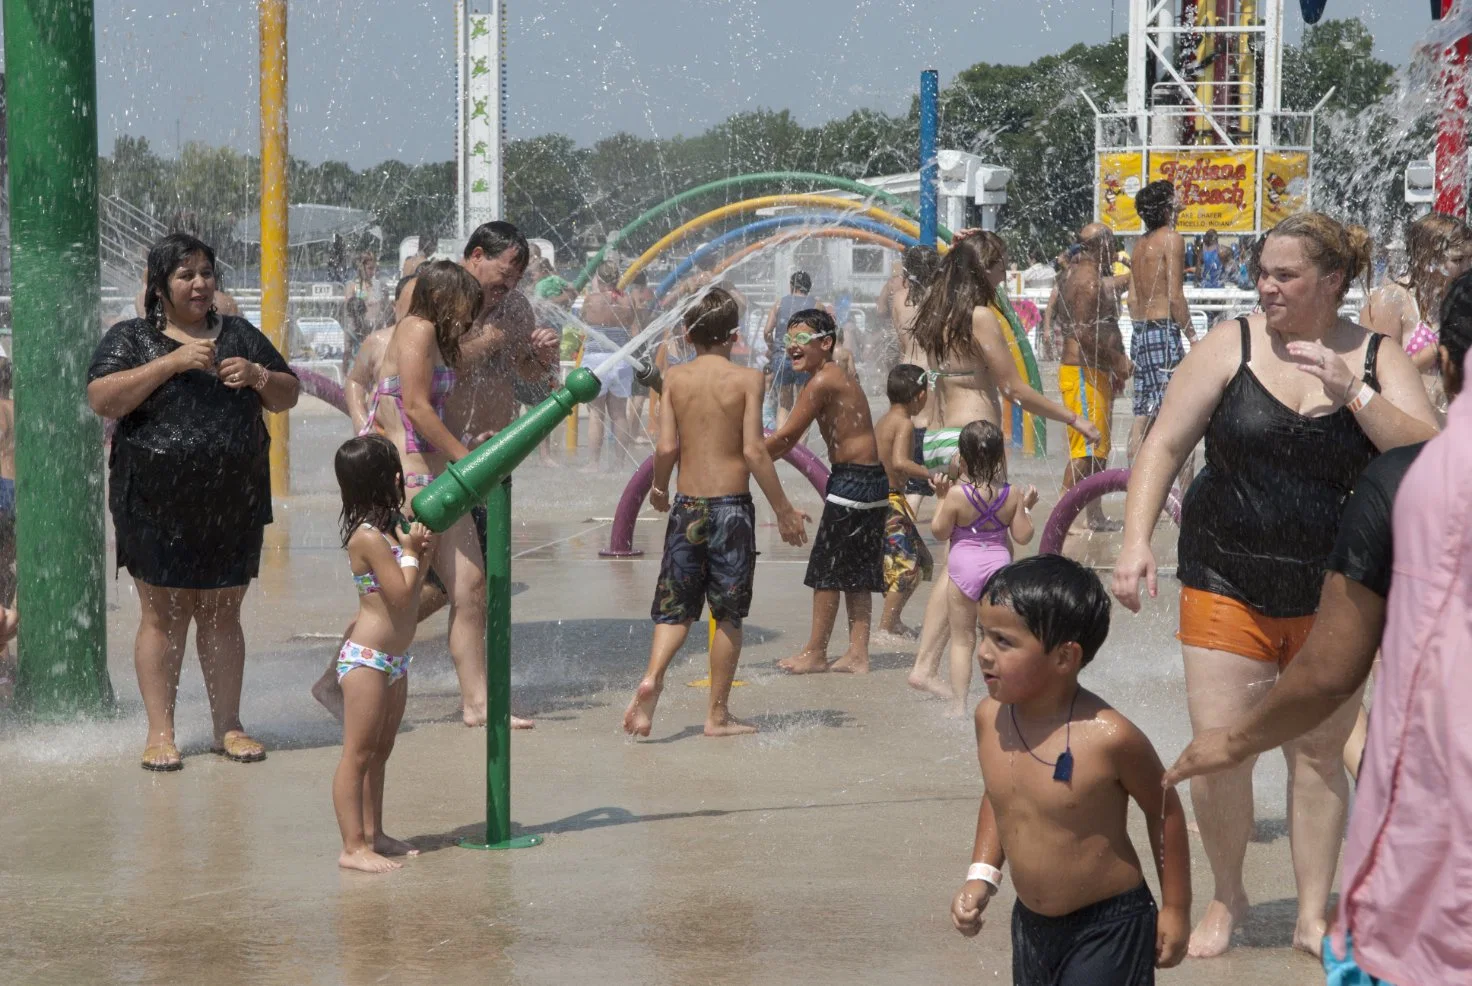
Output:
(0, 181), (1449, 983)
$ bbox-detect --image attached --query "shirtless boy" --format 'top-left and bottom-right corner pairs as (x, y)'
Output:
(766, 308), (886, 675)
(874, 364), (936, 640)
(623, 288), (808, 739)
(1056, 223), (1133, 530)
(1126, 181), (1196, 464)
(951, 555), (1190, 984)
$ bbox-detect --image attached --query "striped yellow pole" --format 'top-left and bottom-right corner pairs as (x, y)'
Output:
(260, 0), (290, 495)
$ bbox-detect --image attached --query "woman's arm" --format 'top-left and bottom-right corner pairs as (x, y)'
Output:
(87, 342), (205, 418)
(971, 307), (1089, 430)
(396, 317), (472, 461)
(1113, 322), (1238, 611)
(1287, 335), (1439, 449)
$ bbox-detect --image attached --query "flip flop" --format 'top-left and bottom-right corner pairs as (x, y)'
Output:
(211, 731), (266, 763)
(141, 741), (183, 772)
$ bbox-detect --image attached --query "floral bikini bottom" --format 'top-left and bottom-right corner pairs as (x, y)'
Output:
(336, 640), (412, 683)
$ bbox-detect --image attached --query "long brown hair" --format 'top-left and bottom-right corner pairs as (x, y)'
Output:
(406, 259), (484, 365)
(911, 232), (1006, 365)
(1402, 212), (1471, 321)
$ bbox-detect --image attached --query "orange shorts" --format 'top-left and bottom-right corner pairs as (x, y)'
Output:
(1177, 587), (1315, 666)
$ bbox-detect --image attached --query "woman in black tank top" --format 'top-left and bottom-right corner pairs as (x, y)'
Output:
(1109, 215), (1439, 959)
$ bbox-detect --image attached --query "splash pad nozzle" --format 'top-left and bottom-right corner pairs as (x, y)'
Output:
(409, 367), (601, 851)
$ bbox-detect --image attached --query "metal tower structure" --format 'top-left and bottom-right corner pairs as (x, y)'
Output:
(455, 0), (506, 240)
(1096, 0), (1321, 237)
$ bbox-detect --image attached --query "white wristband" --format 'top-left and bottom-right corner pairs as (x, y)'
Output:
(967, 863), (1003, 891)
(399, 556), (420, 570)
(1345, 381), (1375, 414)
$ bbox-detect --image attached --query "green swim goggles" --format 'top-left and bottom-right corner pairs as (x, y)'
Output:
(784, 329), (834, 347)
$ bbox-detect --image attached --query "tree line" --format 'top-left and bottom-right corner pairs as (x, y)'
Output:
(97, 20), (1410, 272)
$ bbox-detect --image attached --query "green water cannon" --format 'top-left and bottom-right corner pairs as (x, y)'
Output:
(407, 365), (600, 851)
(411, 367), (602, 532)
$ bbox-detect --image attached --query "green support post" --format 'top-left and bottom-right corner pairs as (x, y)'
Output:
(6, 0), (111, 715)
(411, 367), (602, 849)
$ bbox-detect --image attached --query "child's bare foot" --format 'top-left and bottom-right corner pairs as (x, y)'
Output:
(877, 621), (919, 640)
(310, 672), (345, 723)
(1291, 916), (1326, 958)
(623, 679), (662, 736)
(703, 713), (758, 737)
(778, 649), (830, 674)
(828, 650), (870, 674)
(373, 833), (421, 857)
(339, 847), (402, 873)
(907, 671), (954, 700)
(944, 700), (970, 719)
(511, 715), (535, 730)
(462, 704), (486, 727)
(1187, 897), (1247, 958)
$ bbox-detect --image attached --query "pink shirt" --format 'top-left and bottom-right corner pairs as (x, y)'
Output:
(1336, 370), (1472, 983)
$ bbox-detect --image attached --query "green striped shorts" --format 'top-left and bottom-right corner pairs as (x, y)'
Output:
(921, 427), (962, 472)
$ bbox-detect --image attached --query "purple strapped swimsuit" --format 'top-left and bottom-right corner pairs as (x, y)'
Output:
(947, 482), (1012, 602)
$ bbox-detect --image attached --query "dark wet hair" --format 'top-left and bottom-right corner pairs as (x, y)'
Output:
(1437, 268), (1472, 399)
(684, 286), (740, 347)
(901, 245), (940, 307)
(464, 220), (529, 270)
(912, 231), (1006, 365)
(631, 270), (649, 287)
(984, 555), (1111, 666)
(336, 434), (404, 547)
(887, 363), (928, 405)
(1135, 180), (1175, 232)
(790, 270), (812, 293)
(144, 233), (217, 328)
(419, 229), (438, 255)
(1204, 229), (1219, 246)
(958, 419), (1006, 488)
(787, 307), (836, 345)
(407, 259), (485, 366)
(394, 274), (416, 301)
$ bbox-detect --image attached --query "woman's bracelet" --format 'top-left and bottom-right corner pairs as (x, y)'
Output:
(399, 555), (420, 570)
(252, 365), (269, 391)
(650, 485), (667, 498)
(1345, 381), (1375, 414)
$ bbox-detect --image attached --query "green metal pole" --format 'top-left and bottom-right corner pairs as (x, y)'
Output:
(459, 478), (540, 850)
(6, 0), (111, 715)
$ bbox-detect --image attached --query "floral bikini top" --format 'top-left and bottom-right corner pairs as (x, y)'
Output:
(351, 525), (401, 595)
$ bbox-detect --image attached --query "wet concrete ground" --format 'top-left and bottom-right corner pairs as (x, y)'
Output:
(1, 382), (1325, 985)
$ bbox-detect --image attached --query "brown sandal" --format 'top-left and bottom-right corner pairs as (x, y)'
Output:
(141, 741), (183, 772)
(212, 731), (266, 763)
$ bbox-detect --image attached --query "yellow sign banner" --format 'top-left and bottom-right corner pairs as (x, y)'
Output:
(1262, 152), (1310, 227)
(1149, 152), (1256, 233)
(1098, 152), (1144, 233)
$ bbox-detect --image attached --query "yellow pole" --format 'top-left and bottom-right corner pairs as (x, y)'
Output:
(260, 0), (290, 495)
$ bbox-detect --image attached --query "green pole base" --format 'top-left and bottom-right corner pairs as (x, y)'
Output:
(459, 833), (544, 851)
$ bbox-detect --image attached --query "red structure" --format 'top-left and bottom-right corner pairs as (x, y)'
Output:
(1436, 0), (1471, 217)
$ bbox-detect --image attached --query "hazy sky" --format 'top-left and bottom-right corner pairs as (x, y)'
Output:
(58, 0), (1434, 167)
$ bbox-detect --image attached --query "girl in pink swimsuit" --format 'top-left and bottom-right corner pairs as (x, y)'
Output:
(931, 420), (1038, 715)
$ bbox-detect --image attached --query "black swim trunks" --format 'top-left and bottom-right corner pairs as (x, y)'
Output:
(805, 462), (888, 593)
(651, 493), (757, 626)
(1012, 883), (1158, 986)
(904, 426), (933, 496)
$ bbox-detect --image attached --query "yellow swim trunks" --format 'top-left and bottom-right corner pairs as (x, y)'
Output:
(1059, 364), (1112, 461)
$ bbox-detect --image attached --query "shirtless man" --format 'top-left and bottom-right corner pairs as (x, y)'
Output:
(578, 261), (643, 470)
(767, 308), (886, 675)
(1055, 223), (1133, 531)
(1126, 181), (1196, 464)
